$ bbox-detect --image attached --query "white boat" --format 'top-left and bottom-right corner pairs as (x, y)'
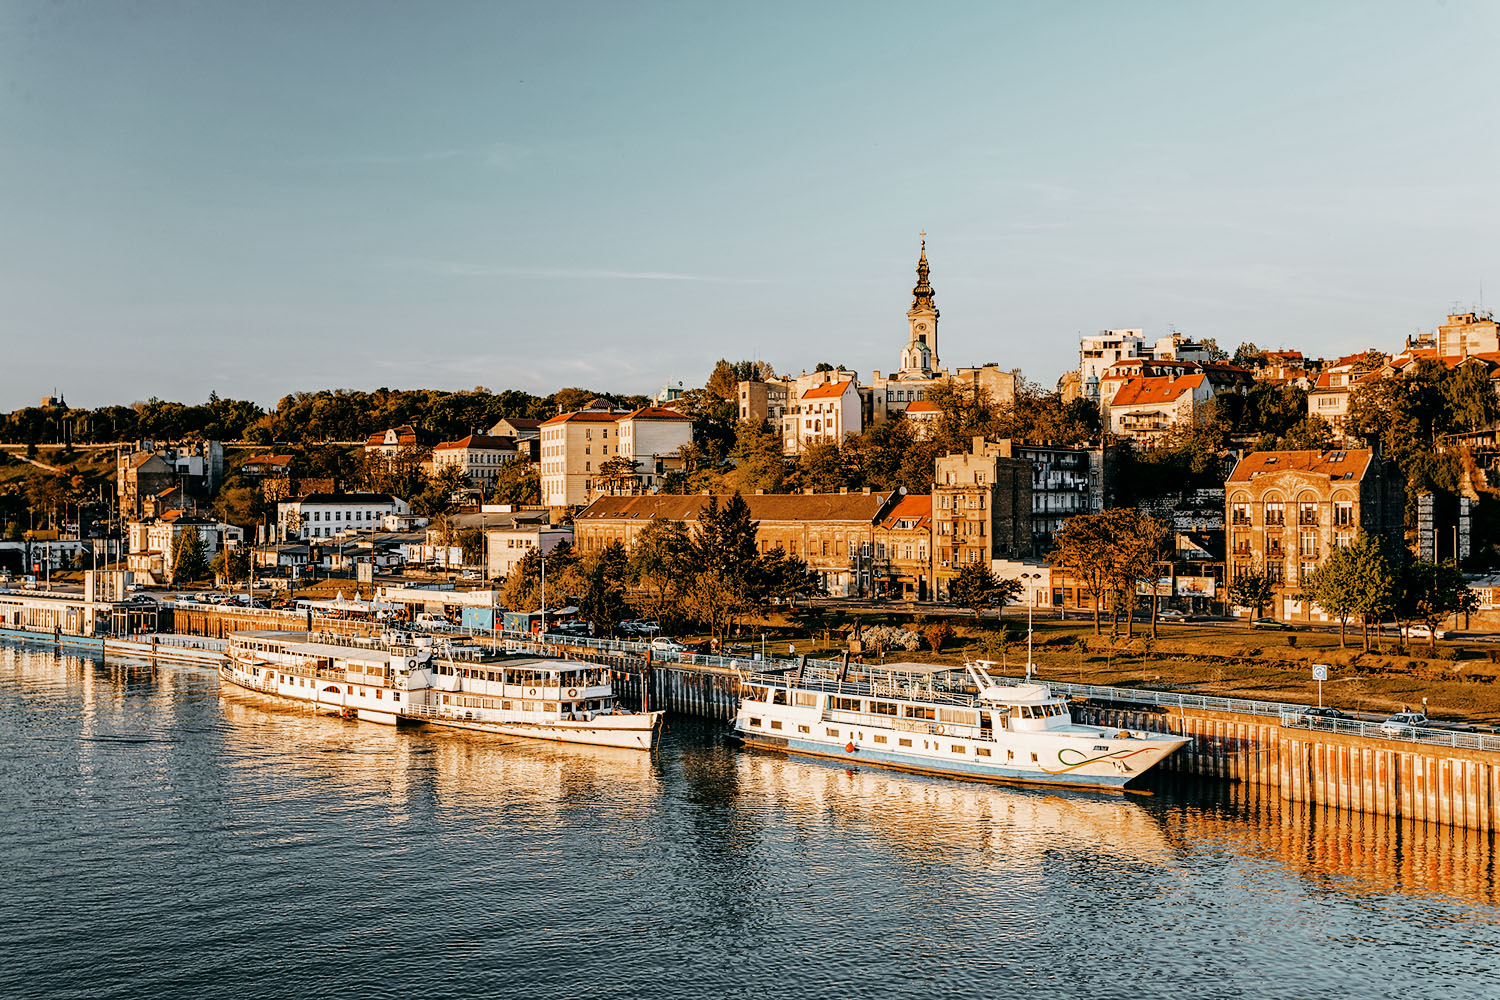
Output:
(221, 630), (663, 750)
(729, 659), (1188, 789)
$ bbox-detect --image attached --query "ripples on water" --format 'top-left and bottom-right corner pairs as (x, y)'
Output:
(0, 643), (1496, 1000)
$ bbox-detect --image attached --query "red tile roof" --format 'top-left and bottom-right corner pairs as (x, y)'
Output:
(802, 381), (853, 399)
(1228, 449), (1373, 483)
(433, 434), (518, 452)
(904, 399), (940, 413)
(619, 406), (691, 421)
(244, 454), (292, 466)
(1109, 374), (1205, 407)
(880, 494), (932, 528)
(542, 410), (624, 425)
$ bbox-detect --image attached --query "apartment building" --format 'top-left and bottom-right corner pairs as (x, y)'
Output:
(431, 433), (519, 489)
(539, 401), (692, 508)
(1225, 449), (1404, 620)
(1104, 373), (1215, 444)
(872, 493), (933, 600)
(931, 438), (1032, 599)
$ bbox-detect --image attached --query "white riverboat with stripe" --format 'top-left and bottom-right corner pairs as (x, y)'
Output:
(730, 659), (1187, 789)
(222, 630), (662, 750)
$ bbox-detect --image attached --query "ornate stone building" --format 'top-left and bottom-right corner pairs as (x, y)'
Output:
(1225, 449), (1404, 621)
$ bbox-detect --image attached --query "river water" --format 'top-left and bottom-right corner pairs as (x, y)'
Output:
(1, 642), (1497, 1000)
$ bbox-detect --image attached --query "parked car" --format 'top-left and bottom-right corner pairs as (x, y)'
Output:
(1400, 624), (1448, 640)
(649, 637), (687, 653)
(619, 619), (661, 637)
(1156, 609), (1188, 621)
(550, 620), (593, 637)
(1251, 618), (1287, 630)
(1301, 706), (1348, 721)
(1381, 711), (1430, 737)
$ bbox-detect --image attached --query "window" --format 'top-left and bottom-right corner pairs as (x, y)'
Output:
(750, 717), (762, 727)
(976, 747), (991, 757)
(797, 725), (810, 734)
(1264, 502), (1284, 525)
(1333, 502), (1354, 526)
(1231, 503), (1250, 525)
(951, 744), (965, 753)
(898, 738), (913, 747)
(1299, 502), (1318, 525)
(1300, 531), (1318, 558)
(825, 727), (840, 737)
(874, 734), (887, 744)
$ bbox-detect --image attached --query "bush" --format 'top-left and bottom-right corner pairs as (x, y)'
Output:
(1286, 634), (1297, 648)
(922, 622), (954, 653)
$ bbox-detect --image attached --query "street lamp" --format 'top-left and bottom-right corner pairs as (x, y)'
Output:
(1019, 571), (1043, 681)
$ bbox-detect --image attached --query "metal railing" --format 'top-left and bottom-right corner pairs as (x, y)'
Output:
(1279, 713), (1498, 752)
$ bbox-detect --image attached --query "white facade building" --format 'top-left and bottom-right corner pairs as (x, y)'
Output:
(279, 493), (410, 540)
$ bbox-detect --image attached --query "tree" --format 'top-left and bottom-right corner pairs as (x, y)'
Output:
(171, 528), (208, 584)
(1397, 559), (1472, 651)
(1228, 565), (1279, 627)
(211, 546), (250, 585)
(411, 465), (470, 517)
(1304, 531), (1394, 650)
(922, 622), (953, 652)
(1110, 510), (1168, 639)
(727, 420), (789, 494)
(489, 457), (541, 505)
(1232, 342), (1269, 369)
(626, 518), (693, 627)
(759, 546), (822, 607)
(1049, 511), (1118, 634)
(949, 563), (1020, 619)
(596, 455), (641, 496)
(458, 528), (485, 570)
(681, 493), (764, 649)
(579, 541), (630, 635)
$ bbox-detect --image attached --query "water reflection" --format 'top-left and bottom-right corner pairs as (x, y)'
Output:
(730, 743), (1176, 867)
(1147, 774), (1499, 909)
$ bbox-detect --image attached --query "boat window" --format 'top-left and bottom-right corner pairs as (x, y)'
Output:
(976, 747), (991, 757)
(771, 689), (788, 705)
(950, 744), (964, 753)
(797, 725), (810, 734)
(794, 692), (818, 708)
(545, 703), (558, 713)
(938, 708), (979, 726)
(770, 720), (782, 730)
(903, 705), (935, 721)
(899, 738), (913, 747)
(874, 734), (887, 743)
(750, 717), (762, 727)
(868, 701), (898, 716)
(830, 697), (860, 712)
(825, 727), (839, 737)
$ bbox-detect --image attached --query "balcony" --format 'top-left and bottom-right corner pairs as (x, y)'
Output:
(1298, 512), (1319, 526)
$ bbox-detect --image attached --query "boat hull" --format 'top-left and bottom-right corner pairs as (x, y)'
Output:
(219, 663), (660, 750)
(729, 727), (1184, 790)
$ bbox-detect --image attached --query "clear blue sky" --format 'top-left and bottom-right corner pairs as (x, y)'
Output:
(2, 1), (1496, 409)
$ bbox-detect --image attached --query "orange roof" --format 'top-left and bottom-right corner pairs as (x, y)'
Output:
(619, 406), (691, 421)
(433, 434), (517, 452)
(904, 399), (940, 413)
(1109, 374), (1205, 407)
(1228, 449), (1373, 483)
(802, 381), (853, 399)
(880, 494), (932, 528)
(244, 454), (292, 466)
(542, 410), (623, 425)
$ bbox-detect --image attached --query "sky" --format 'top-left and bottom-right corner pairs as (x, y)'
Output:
(1, 0), (1497, 410)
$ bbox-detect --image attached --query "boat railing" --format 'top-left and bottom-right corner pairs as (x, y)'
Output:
(822, 708), (986, 740)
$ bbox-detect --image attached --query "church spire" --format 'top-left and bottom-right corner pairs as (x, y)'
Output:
(911, 232), (937, 312)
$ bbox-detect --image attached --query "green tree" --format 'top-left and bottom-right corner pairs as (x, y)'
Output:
(1304, 531), (1394, 650)
(489, 457), (541, 505)
(1228, 565), (1279, 627)
(681, 493), (764, 648)
(949, 563), (1021, 619)
(596, 455), (641, 496)
(727, 420), (789, 494)
(759, 546), (822, 607)
(458, 528), (485, 569)
(211, 546), (251, 584)
(411, 465), (470, 517)
(171, 528), (209, 584)
(579, 541), (630, 635)
(1397, 559), (1471, 651)
(626, 518), (693, 627)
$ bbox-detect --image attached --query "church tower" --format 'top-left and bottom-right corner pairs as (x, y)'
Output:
(900, 235), (940, 375)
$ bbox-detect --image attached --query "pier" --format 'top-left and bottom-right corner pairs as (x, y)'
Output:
(9, 598), (1500, 831)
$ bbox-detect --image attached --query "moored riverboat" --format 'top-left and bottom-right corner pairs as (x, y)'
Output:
(730, 659), (1187, 789)
(222, 630), (662, 750)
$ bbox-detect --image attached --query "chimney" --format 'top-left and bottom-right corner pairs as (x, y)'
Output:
(862, 486), (871, 494)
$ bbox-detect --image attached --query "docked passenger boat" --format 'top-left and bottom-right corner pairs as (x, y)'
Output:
(730, 659), (1188, 789)
(222, 630), (662, 750)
